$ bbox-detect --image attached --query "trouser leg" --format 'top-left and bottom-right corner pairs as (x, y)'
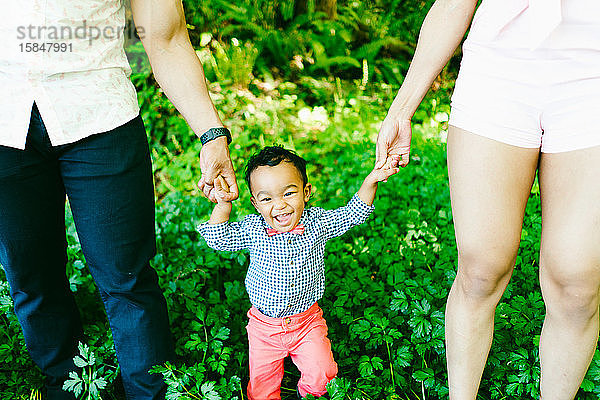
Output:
(0, 105), (81, 400)
(58, 115), (173, 400)
(289, 308), (337, 398)
(246, 309), (287, 400)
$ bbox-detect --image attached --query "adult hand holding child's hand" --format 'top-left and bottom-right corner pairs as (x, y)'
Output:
(206, 175), (233, 224)
(198, 136), (239, 203)
(375, 111), (412, 169)
(214, 175), (232, 204)
(368, 163), (400, 185)
(356, 161), (399, 207)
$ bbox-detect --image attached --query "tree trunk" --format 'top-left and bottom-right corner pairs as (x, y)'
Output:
(294, 0), (337, 19)
(316, 0), (337, 19)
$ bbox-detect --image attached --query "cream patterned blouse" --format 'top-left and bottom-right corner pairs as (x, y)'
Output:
(0, 0), (139, 149)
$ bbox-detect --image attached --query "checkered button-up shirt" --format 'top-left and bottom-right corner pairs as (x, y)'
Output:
(197, 193), (374, 318)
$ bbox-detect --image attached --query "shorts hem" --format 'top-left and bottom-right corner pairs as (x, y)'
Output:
(541, 138), (600, 154)
(449, 106), (541, 150)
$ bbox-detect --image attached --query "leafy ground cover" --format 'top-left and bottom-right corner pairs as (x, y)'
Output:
(2, 77), (600, 399)
(2, 1), (600, 395)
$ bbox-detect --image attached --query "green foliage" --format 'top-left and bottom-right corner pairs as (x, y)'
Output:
(142, 77), (598, 400)
(1, 3), (598, 397)
(0, 282), (43, 399)
(62, 343), (111, 400)
(150, 362), (242, 400)
(3, 76), (600, 398)
(180, 0), (444, 85)
(198, 37), (260, 88)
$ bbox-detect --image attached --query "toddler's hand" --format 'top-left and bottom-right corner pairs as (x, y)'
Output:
(214, 175), (232, 204)
(368, 164), (400, 184)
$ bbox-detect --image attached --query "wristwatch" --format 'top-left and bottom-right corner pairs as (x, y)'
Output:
(200, 127), (232, 145)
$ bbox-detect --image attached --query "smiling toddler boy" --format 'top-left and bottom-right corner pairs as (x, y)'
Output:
(197, 145), (398, 400)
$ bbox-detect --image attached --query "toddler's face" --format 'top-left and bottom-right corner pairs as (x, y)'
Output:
(249, 162), (311, 232)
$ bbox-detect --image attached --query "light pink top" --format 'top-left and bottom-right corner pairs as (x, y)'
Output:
(0, 0), (139, 150)
(467, 0), (600, 50)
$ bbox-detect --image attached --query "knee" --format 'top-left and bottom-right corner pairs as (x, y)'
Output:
(94, 259), (159, 297)
(455, 245), (515, 300)
(540, 248), (600, 321)
(300, 362), (337, 397)
(321, 359), (337, 381)
(307, 341), (337, 382)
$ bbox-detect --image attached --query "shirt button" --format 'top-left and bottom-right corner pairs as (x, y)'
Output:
(290, 260), (294, 265)
(288, 239), (292, 244)
(290, 283), (295, 287)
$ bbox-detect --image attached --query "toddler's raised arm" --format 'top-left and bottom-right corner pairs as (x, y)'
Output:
(197, 175), (252, 251)
(197, 218), (252, 251)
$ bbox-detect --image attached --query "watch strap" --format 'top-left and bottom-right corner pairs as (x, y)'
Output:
(200, 127), (232, 145)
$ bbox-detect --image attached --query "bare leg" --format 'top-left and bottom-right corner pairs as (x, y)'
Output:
(446, 127), (540, 400)
(538, 146), (600, 400)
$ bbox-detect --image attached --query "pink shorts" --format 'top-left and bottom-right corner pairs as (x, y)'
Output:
(449, 43), (600, 153)
(246, 302), (337, 400)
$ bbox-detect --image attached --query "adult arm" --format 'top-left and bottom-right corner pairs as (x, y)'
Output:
(130, 0), (239, 202)
(376, 0), (479, 168)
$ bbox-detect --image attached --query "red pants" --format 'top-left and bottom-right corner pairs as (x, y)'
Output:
(246, 302), (338, 400)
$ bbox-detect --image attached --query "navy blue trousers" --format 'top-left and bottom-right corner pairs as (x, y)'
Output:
(0, 104), (173, 399)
